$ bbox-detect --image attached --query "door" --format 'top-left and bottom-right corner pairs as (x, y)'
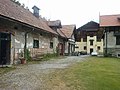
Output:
(0, 32), (11, 65)
(58, 43), (64, 55)
(90, 48), (93, 54)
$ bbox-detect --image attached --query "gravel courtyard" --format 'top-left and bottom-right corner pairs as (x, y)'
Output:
(0, 56), (88, 90)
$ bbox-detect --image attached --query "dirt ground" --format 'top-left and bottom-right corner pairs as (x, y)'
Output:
(0, 55), (88, 90)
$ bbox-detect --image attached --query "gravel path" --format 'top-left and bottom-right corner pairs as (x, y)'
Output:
(0, 55), (88, 90)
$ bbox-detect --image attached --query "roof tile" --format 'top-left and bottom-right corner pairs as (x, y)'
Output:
(60, 25), (76, 38)
(100, 14), (120, 27)
(0, 0), (57, 34)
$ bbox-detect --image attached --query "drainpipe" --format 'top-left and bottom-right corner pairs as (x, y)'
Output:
(105, 28), (108, 56)
(24, 28), (34, 60)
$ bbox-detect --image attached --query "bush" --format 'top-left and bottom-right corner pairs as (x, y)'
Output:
(43, 53), (58, 60)
(25, 49), (31, 60)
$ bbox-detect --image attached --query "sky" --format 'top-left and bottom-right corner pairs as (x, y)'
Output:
(18, 0), (120, 28)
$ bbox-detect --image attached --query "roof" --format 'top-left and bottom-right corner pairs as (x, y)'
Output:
(100, 14), (120, 27)
(60, 25), (76, 38)
(47, 20), (62, 28)
(57, 29), (66, 38)
(77, 21), (99, 31)
(0, 0), (57, 34)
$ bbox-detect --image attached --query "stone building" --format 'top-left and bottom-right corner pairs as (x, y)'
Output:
(100, 14), (120, 57)
(75, 21), (103, 54)
(0, 0), (76, 65)
(48, 20), (76, 55)
(59, 25), (76, 55)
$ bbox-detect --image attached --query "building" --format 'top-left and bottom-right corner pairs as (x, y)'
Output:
(100, 14), (120, 57)
(75, 21), (103, 54)
(0, 0), (76, 66)
(48, 20), (76, 55)
(60, 25), (76, 55)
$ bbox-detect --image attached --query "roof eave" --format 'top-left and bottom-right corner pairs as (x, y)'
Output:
(0, 14), (57, 35)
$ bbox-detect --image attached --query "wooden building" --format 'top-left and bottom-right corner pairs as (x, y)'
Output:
(75, 21), (103, 54)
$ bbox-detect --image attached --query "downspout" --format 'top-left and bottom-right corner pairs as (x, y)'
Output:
(105, 28), (108, 56)
(24, 28), (34, 60)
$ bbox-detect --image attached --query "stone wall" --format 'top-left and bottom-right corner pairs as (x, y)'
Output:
(104, 31), (120, 56)
(0, 18), (59, 64)
(104, 48), (120, 57)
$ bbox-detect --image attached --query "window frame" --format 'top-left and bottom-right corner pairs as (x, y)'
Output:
(97, 46), (100, 50)
(116, 36), (120, 45)
(50, 42), (53, 49)
(33, 39), (39, 48)
(90, 40), (94, 46)
(84, 46), (87, 50)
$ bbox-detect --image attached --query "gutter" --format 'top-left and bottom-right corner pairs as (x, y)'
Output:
(24, 28), (34, 60)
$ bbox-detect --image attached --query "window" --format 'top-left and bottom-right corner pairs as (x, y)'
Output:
(116, 36), (120, 45)
(84, 46), (87, 50)
(75, 46), (79, 48)
(90, 40), (93, 46)
(50, 42), (53, 49)
(33, 40), (39, 48)
(97, 46), (100, 50)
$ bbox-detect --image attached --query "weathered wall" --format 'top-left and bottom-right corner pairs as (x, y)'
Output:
(104, 32), (120, 48)
(104, 31), (120, 56)
(0, 18), (59, 64)
(65, 42), (68, 53)
(14, 29), (58, 58)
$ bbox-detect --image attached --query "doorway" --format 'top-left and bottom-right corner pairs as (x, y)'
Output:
(0, 32), (11, 65)
(90, 48), (93, 54)
(58, 43), (64, 55)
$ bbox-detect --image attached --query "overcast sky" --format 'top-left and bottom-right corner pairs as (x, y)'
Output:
(19, 0), (120, 28)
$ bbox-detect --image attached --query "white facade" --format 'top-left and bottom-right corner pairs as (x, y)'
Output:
(75, 36), (103, 54)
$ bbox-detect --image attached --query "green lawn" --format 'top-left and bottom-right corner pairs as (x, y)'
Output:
(44, 57), (120, 90)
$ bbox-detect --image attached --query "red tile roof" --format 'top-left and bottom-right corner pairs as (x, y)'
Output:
(57, 29), (66, 38)
(100, 14), (120, 27)
(0, 0), (57, 34)
(60, 25), (76, 38)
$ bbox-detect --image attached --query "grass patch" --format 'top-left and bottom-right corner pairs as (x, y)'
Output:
(27, 60), (41, 64)
(27, 53), (65, 64)
(0, 67), (15, 76)
(43, 57), (120, 90)
(42, 53), (64, 61)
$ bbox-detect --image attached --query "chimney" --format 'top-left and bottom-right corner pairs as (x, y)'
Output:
(32, 5), (40, 18)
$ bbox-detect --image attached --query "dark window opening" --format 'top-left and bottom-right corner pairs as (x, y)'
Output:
(33, 40), (39, 48)
(50, 42), (53, 49)
(75, 46), (79, 48)
(90, 40), (93, 46)
(97, 46), (100, 50)
(116, 36), (120, 45)
(84, 46), (87, 50)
